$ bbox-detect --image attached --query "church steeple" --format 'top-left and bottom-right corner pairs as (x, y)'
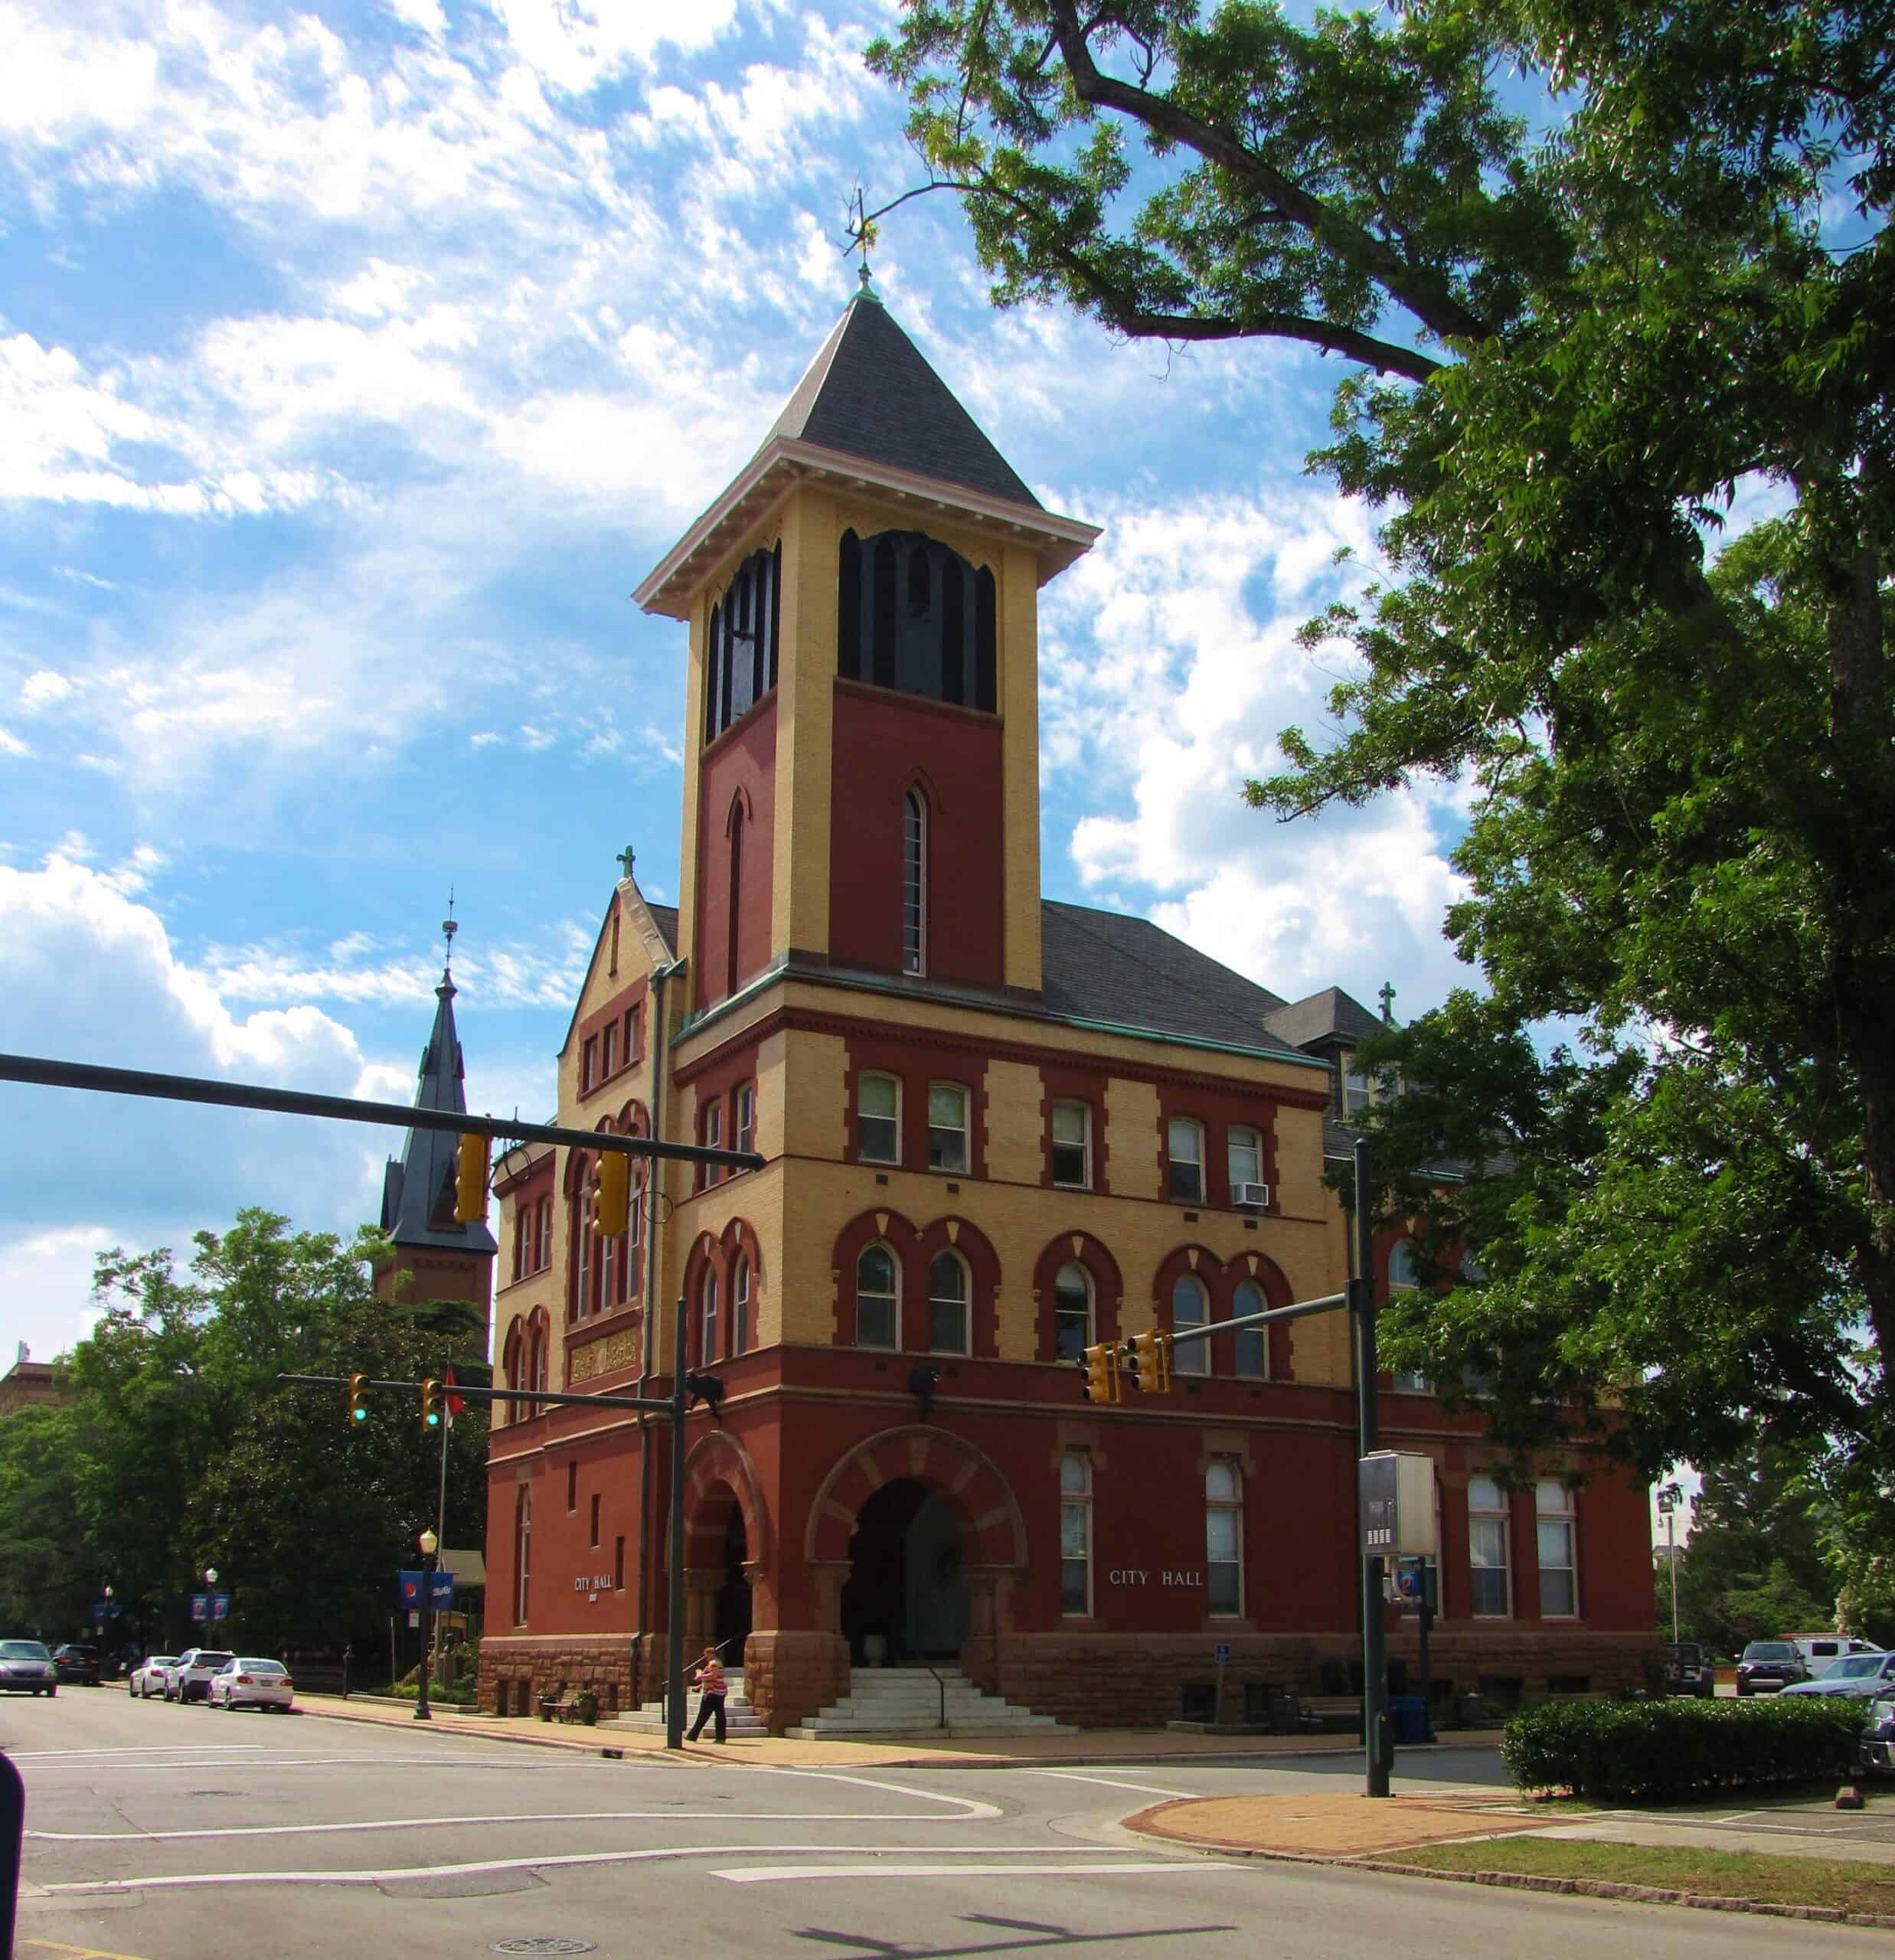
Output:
(378, 906), (498, 1259)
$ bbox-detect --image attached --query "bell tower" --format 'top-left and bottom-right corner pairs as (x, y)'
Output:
(635, 276), (1098, 1015)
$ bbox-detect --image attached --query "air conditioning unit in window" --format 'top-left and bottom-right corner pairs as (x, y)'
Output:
(1233, 1182), (1271, 1210)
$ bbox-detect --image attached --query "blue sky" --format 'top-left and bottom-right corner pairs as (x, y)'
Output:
(0, 1), (1481, 1366)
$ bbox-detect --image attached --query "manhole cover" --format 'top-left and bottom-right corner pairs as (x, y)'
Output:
(491, 1942), (596, 1955)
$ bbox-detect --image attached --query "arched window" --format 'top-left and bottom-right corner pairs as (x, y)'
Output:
(838, 529), (998, 711)
(856, 1244), (897, 1348)
(928, 1250), (969, 1354)
(1388, 1238), (1420, 1289)
(732, 1255), (751, 1355)
(1206, 1461), (1243, 1616)
(704, 545), (780, 743)
(903, 791), (927, 975)
(513, 1485), (531, 1625)
(1229, 1279), (1268, 1378)
(1054, 1261), (1093, 1361)
(571, 1165), (591, 1321)
(700, 1267), (719, 1366)
(727, 799), (744, 998)
(1171, 1272), (1209, 1376)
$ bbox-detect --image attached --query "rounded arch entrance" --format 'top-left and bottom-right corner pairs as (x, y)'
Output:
(682, 1432), (773, 1655)
(805, 1426), (1027, 1666)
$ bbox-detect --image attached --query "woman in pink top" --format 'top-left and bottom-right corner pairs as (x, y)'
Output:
(687, 1645), (727, 1743)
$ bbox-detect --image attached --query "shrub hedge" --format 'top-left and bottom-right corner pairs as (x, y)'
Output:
(1501, 1694), (1864, 1803)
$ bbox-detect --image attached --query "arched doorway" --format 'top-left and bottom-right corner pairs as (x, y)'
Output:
(714, 1504), (751, 1654)
(839, 1477), (970, 1664)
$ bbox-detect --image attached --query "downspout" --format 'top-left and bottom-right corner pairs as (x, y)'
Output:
(631, 956), (675, 1706)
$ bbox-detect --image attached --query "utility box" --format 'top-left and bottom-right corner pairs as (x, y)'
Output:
(1359, 1451), (1438, 1558)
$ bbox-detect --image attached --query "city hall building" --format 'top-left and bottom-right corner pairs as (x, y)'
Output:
(477, 285), (1657, 1731)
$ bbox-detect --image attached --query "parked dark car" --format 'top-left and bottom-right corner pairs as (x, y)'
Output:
(1860, 1692), (1895, 1775)
(1663, 1641), (1716, 1696)
(1735, 1640), (1808, 1694)
(51, 1643), (101, 1684)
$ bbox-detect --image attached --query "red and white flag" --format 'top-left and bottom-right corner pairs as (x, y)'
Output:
(444, 1365), (466, 1423)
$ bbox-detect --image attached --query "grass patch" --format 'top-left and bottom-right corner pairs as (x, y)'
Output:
(1387, 1835), (1895, 1916)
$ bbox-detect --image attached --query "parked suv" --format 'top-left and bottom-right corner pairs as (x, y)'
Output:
(1792, 1635), (1877, 1672)
(1735, 1640), (1808, 1694)
(1662, 1641), (1716, 1696)
(166, 1648), (235, 1702)
(51, 1643), (101, 1684)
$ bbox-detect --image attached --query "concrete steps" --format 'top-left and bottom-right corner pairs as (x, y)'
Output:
(612, 1669), (768, 1738)
(786, 1667), (1067, 1740)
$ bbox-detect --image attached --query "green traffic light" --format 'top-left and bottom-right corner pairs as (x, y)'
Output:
(351, 1405), (368, 1423)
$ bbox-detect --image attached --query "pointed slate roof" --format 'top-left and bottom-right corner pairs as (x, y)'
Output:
(763, 290), (1042, 510)
(1263, 985), (1387, 1052)
(379, 967), (498, 1256)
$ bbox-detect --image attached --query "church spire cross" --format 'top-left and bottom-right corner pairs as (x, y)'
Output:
(616, 844), (636, 882)
(1378, 980), (1397, 1024)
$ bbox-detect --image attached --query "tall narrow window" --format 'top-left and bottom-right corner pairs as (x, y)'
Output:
(974, 566), (997, 711)
(511, 1211), (524, 1284)
(856, 1244), (897, 1349)
(590, 1491), (600, 1549)
(567, 1460), (577, 1513)
(1227, 1124), (1263, 1198)
(1229, 1279), (1268, 1379)
(732, 1256), (751, 1355)
(613, 1534), (625, 1592)
(838, 531), (862, 679)
(628, 1165), (643, 1263)
(628, 1003), (643, 1061)
(513, 1486), (531, 1625)
(1060, 1453), (1093, 1615)
(537, 1197), (551, 1272)
(597, 1231), (616, 1313)
(1537, 1481), (1577, 1616)
(1171, 1272), (1208, 1376)
(700, 1268), (719, 1366)
(903, 790), (926, 975)
(927, 1081), (969, 1171)
(1054, 1260), (1093, 1361)
(602, 1023), (617, 1080)
(1206, 1462), (1243, 1616)
(705, 601), (724, 743)
(1469, 1476), (1511, 1617)
(727, 802), (744, 998)
(573, 1197), (590, 1322)
(1344, 1054), (1372, 1112)
(1050, 1100), (1090, 1187)
(1387, 1238), (1429, 1390)
(1167, 1119), (1204, 1203)
(703, 1103), (722, 1187)
(939, 557), (965, 704)
(582, 1037), (598, 1093)
(735, 1083), (755, 1157)
(871, 537), (897, 687)
(858, 1072), (899, 1163)
(928, 1250), (969, 1354)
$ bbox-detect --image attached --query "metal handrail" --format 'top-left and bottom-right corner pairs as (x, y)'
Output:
(924, 1663), (946, 1729)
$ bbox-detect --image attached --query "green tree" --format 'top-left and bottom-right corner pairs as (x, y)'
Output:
(871, 2), (1895, 1478)
(61, 1211), (488, 1659)
(1668, 1454), (1837, 1655)
(0, 1403), (90, 1638)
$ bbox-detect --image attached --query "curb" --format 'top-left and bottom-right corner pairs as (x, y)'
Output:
(292, 1699), (711, 1762)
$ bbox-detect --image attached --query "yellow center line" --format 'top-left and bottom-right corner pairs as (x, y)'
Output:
(21, 1939), (159, 1960)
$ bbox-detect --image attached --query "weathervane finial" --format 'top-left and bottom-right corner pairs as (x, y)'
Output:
(848, 186), (879, 300)
(442, 890), (458, 977)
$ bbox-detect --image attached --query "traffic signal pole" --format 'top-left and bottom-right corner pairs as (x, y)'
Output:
(1351, 1134), (1392, 1798)
(665, 1295), (688, 1751)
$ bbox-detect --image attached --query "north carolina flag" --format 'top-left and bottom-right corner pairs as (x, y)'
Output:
(444, 1365), (466, 1420)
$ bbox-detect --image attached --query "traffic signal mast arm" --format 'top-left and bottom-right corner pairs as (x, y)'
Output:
(0, 1052), (763, 1175)
(284, 1372), (679, 1416)
(1162, 1287), (1348, 1353)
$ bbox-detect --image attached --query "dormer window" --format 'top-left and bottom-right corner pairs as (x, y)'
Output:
(838, 529), (998, 712)
(1343, 1053), (1371, 1112)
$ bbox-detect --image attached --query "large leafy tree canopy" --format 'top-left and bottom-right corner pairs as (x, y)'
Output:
(871, 2), (1895, 1485)
(0, 1210), (487, 1658)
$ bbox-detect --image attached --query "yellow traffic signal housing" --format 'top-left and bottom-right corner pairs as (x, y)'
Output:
(1080, 1341), (1120, 1404)
(1126, 1328), (1173, 1393)
(591, 1150), (631, 1238)
(420, 1377), (445, 1429)
(453, 1132), (489, 1223)
(346, 1372), (370, 1426)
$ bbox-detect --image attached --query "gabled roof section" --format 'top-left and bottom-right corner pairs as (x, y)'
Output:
(1263, 985), (1387, 1052)
(380, 969), (498, 1257)
(767, 292), (1042, 510)
(1041, 901), (1305, 1058)
(634, 293), (1099, 620)
(557, 873), (679, 1060)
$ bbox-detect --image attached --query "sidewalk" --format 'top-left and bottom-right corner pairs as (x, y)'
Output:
(292, 1694), (1498, 1771)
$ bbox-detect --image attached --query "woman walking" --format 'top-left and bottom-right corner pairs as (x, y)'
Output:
(686, 1645), (727, 1743)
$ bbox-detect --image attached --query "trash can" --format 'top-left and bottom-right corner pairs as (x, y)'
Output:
(1390, 1694), (1429, 1745)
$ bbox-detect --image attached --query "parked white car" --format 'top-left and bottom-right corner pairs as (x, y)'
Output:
(207, 1657), (294, 1711)
(0, 1638), (57, 1695)
(165, 1648), (235, 1702)
(128, 1655), (178, 1698)
(1781, 1651), (1895, 1702)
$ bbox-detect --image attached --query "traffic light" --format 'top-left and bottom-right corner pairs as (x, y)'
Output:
(1124, 1328), (1172, 1393)
(589, 1150), (631, 1238)
(346, 1372), (370, 1426)
(1080, 1341), (1119, 1403)
(420, 1377), (445, 1429)
(453, 1132), (488, 1223)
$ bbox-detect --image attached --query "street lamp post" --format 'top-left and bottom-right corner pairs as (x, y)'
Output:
(101, 1586), (113, 1672)
(1658, 1485), (1682, 1642)
(416, 1530), (437, 1721)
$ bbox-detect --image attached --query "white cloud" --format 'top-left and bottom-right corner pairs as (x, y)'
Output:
(0, 723), (29, 757)
(19, 668), (73, 708)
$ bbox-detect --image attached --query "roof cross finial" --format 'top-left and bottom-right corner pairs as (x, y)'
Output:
(616, 844), (636, 883)
(848, 185), (881, 302)
(442, 890), (458, 980)
(1378, 979), (1397, 1024)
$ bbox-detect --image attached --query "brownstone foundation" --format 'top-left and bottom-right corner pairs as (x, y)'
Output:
(477, 1635), (635, 1717)
(741, 1628), (849, 1733)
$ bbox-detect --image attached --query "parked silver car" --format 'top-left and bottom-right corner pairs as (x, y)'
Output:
(165, 1648), (235, 1702)
(0, 1638), (57, 1695)
(1780, 1650), (1895, 1702)
(129, 1655), (178, 1698)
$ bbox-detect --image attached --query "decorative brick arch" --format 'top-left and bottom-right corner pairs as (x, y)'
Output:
(830, 1207), (920, 1345)
(1151, 1243), (1227, 1328)
(1223, 1247), (1296, 1380)
(682, 1428), (771, 1574)
(1031, 1231), (1124, 1359)
(805, 1424), (1028, 1570)
(913, 1215), (999, 1356)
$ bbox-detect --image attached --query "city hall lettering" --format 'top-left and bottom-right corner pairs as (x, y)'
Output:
(1107, 1570), (1204, 1589)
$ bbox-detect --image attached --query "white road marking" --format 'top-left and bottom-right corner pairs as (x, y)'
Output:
(1018, 1771), (1202, 1801)
(6, 1746), (266, 1761)
(44, 1844), (1142, 1894)
(750, 1767), (1001, 1821)
(717, 1864), (1213, 1883)
(20, 1754), (567, 1772)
